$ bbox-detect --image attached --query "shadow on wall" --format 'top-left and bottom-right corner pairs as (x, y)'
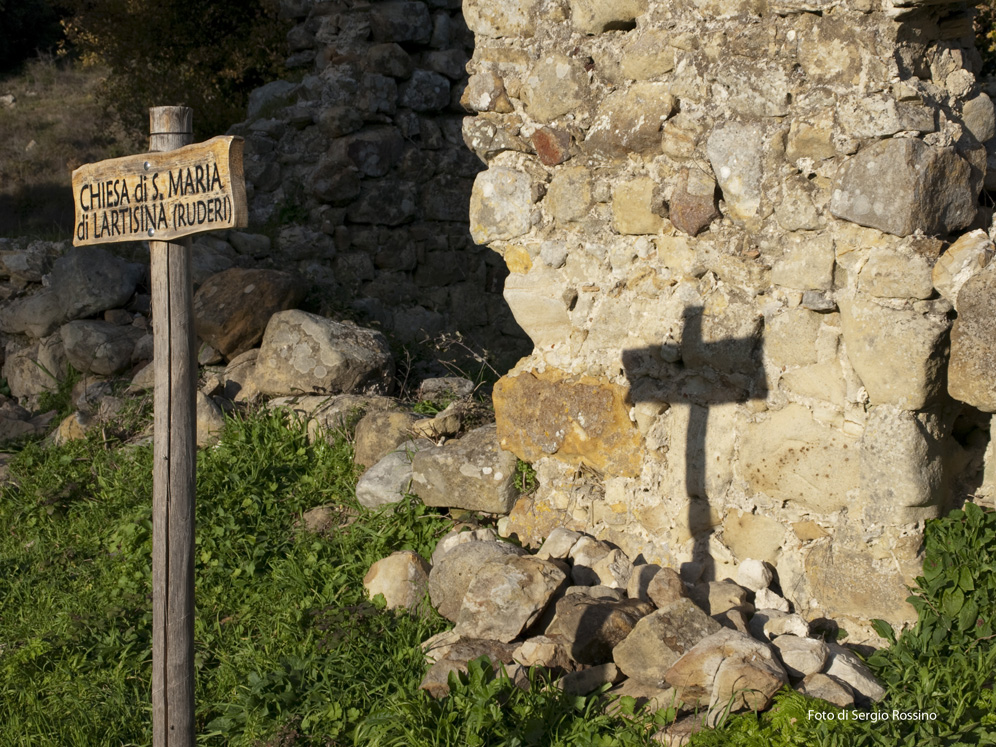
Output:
(621, 305), (767, 583)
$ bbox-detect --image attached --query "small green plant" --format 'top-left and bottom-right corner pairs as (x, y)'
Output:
(34, 362), (81, 421)
(514, 459), (538, 495)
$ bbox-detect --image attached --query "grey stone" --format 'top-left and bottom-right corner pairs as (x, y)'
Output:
(647, 567), (688, 608)
(355, 438), (435, 508)
(932, 229), (994, 311)
(419, 638), (519, 698)
(253, 310), (394, 397)
(0, 290), (67, 339)
(736, 558), (774, 592)
(430, 527), (499, 567)
(522, 53), (587, 123)
(536, 527), (584, 560)
(707, 121), (766, 224)
(454, 555), (567, 641)
(247, 80), (299, 119)
(399, 70), (451, 112)
(60, 321), (144, 376)
(370, 2), (432, 44)
(613, 598), (723, 686)
(196, 391), (226, 447)
(773, 635), (829, 680)
(586, 83), (676, 157)
(470, 166), (535, 243)
(823, 643), (886, 704)
(559, 663), (623, 695)
(830, 138), (976, 237)
(797, 673), (855, 708)
(627, 563), (661, 602)
(411, 424), (518, 513)
(427, 540), (527, 621)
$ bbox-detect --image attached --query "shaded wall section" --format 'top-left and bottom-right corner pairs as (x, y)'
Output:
(235, 0), (530, 370)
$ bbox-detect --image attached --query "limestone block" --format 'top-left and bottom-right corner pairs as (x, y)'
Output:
(586, 84), (676, 157)
(707, 121), (766, 224)
(355, 439), (434, 509)
(463, 0), (541, 37)
(663, 113), (706, 161)
(254, 310), (394, 397)
(570, 0), (647, 33)
(613, 598), (722, 686)
(493, 369), (644, 477)
(740, 404), (859, 513)
(722, 511), (785, 565)
(949, 262), (996, 411)
(363, 550), (432, 610)
(195, 391), (226, 448)
(664, 403), (738, 501)
(858, 245), (934, 300)
(773, 635), (829, 680)
(647, 566), (687, 608)
(859, 406), (947, 524)
(755, 587), (790, 613)
(736, 558), (774, 592)
(353, 410), (420, 469)
(797, 673), (855, 709)
(428, 540), (527, 621)
(780, 363), (847, 407)
(619, 29), (675, 79)
(771, 233), (835, 291)
(461, 72), (513, 113)
(774, 175), (823, 232)
(0, 290), (64, 339)
(627, 563), (661, 602)
(612, 178), (666, 235)
(765, 308), (822, 368)
(470, 166), (535, 244)
(522, 53), (587, 123)
(823, 643), (886, 705)
(503, 269), (572, 348)
(689, 580), (753, 616)
(680, 292), (763, 375)
(932, 229), (994, 311)
(411, 424), (519, 513)
(536, 527), (583, 560)
(838, 295), (949, 409)
(454, 555), (567, 642)
(805, 539), (917, 627)
(835, 95), (938, 139)
(785, 117), (835, 162)
(546, 167), (594, 223)
(830, 139), (976, 237)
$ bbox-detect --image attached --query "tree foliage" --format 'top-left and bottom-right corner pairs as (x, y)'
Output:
(61, 0), (290, 140)
(0, 0), (62, 73)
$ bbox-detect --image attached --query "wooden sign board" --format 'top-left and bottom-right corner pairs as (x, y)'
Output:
(71, 135), (247, 246)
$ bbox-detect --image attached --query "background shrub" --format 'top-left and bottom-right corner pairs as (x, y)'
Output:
(0, 0), (62, 72)
(60, 0), (290, 140)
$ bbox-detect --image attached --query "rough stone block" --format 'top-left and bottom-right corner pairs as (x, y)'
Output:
(838, 294), (949, 409)
(470, 166), (535, 243)
(949, 262), (996, 411)
(830, 138), (976, 237)
(493, 369), (644, 477)
(740, 404), (859, 513)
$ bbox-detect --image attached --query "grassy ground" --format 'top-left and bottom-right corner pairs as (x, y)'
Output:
(0, 390), (994, 745)
(0, 55), (136, 238)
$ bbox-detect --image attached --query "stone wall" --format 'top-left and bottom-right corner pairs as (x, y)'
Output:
(463, 0), (996, 634)
(233, 0), (530, 368)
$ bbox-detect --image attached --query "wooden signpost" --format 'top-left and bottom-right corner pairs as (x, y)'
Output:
(72, 107), (247, 746)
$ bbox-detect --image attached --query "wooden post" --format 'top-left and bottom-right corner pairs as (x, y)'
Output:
(149, 106), (197, 747)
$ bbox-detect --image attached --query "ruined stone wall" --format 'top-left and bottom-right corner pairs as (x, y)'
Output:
(234, 0), (529, 368)
(463, 0), (996, 634)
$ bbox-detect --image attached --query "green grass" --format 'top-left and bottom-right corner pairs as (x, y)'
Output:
(2, 400), (995, 746)
(0, 405), (667, 745)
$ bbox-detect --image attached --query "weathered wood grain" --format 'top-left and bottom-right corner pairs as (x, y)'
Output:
(150, 105), (197, 747)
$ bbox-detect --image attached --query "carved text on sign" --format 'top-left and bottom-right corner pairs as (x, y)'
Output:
(72, 135), (247, 246)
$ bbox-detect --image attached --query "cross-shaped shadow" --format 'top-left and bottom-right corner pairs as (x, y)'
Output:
(621, 305), (767, 582)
